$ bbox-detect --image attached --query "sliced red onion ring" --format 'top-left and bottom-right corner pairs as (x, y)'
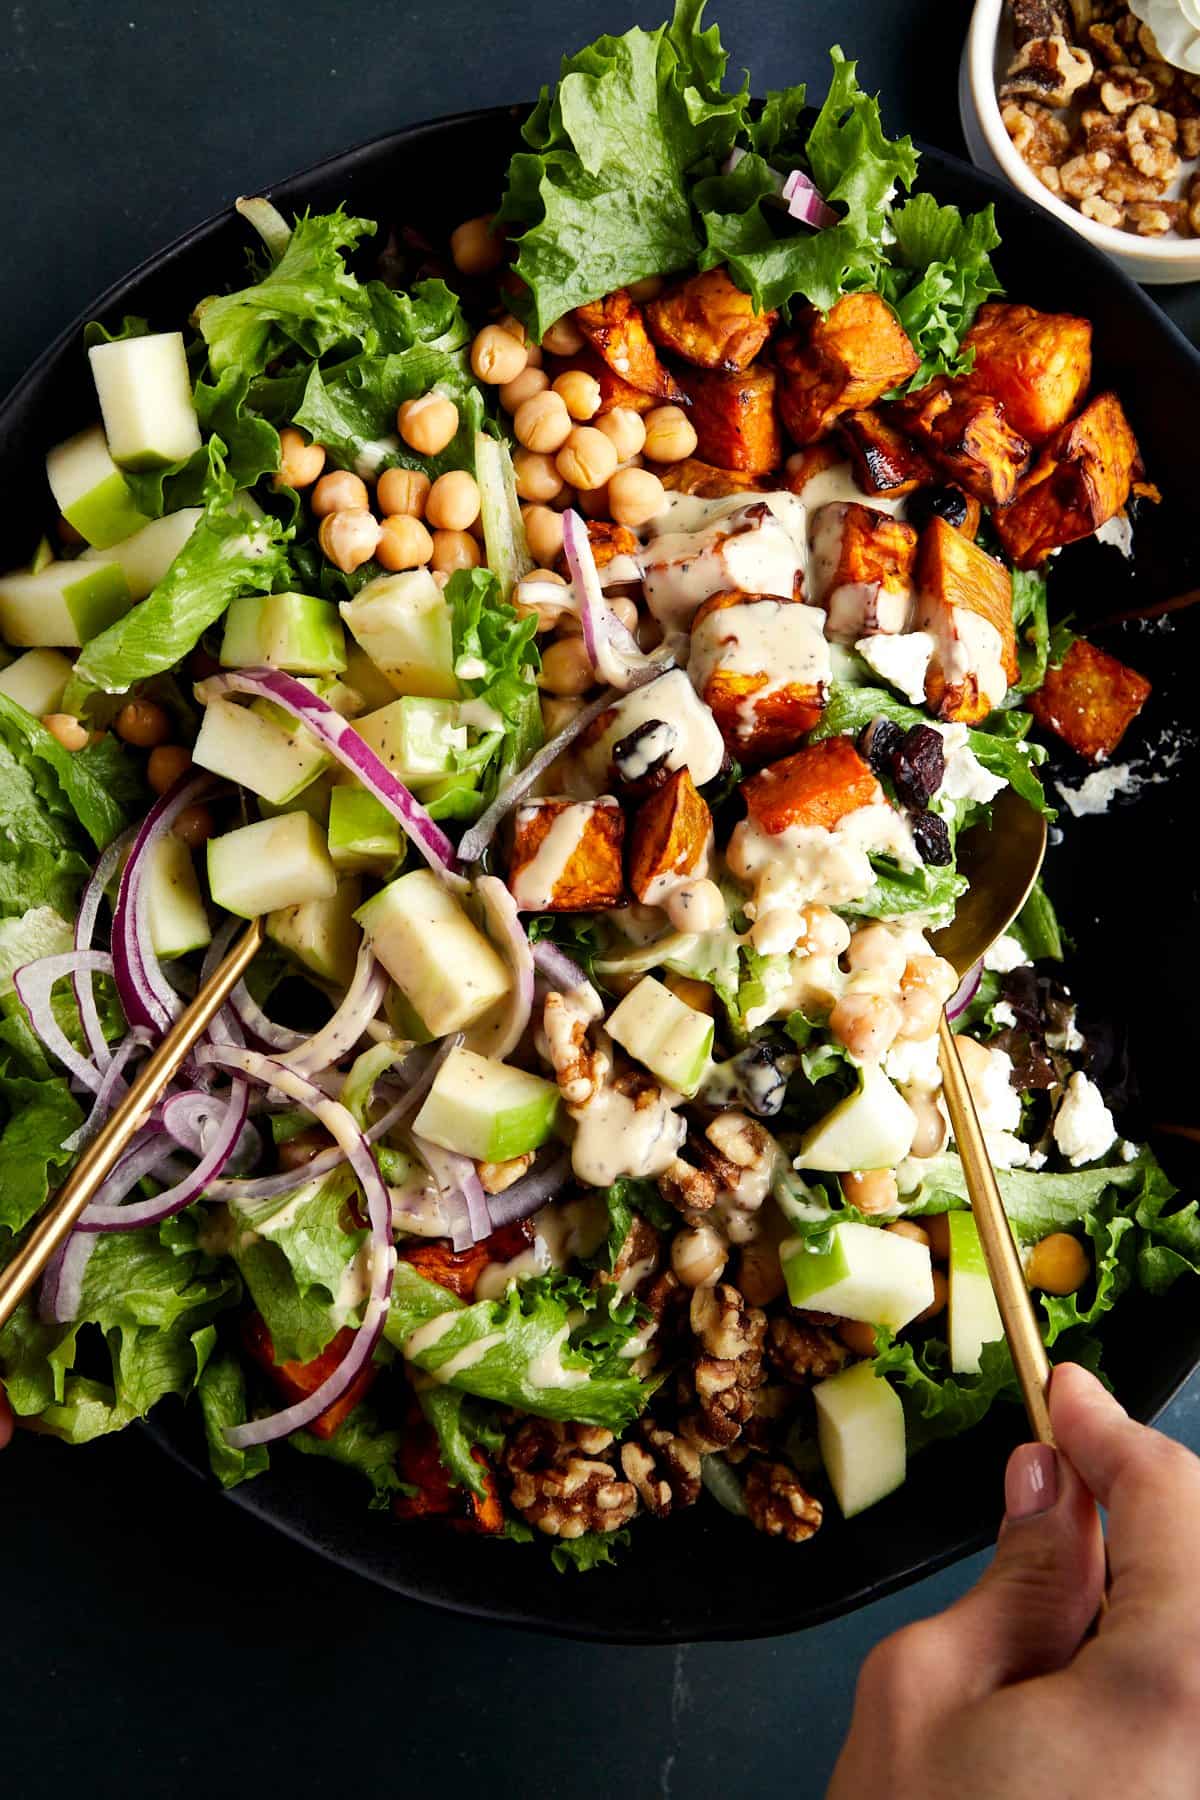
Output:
(112, 771), (213, 1036)
(197, 1044), (395, 1449)
(78, 1083), (249, 1230)
(195, 669), (460, 879)
(13, 951), (117, 1094)
(74, 827), (135, 1069)
(202, 917), (305, 1053)
(464, 877), (534, 1060)
(563, 509), (674, 692)
(61, 1027), (151, 1154)
(39, 1231), (99, 1326)
(946, 959), (984, 1024)
(413, 1137), (491, 1251)
(485, 1148), (570, 1230)
(781, 168), (838, 229)
(75, 1127), (179, 1220)
(279, 944), (387, 1075)
(161, 1088), (262, 1176)
(531, 940), (590, 995)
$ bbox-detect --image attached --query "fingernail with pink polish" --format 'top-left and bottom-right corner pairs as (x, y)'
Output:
(1005, 1444), (1059, 1520)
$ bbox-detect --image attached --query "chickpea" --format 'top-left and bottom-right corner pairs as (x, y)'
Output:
(906, 1089), (949, 1158)
(1027, 1232), (1091, 1296)
(277, 1126), (335, 1172)
(552, 369), (601, 421)
(914, 1268), (950, 1325)
(449, 214), (503, 276)
(896, 984), (943, 1042)
(40, 712), (88, 752)
(147, 743), (192, 795)
(627, 274), (664, 302)
(540, 693), (585, 737)
(524, 344), (544, 369)
(397, 392), (459, 457)
(556, 425), (619, 492)
(901, 955), (959, 1007)
(496, 313), (528, 346)
(608, 466), (666, 528)
(797, 903), (851, 960)
(547, 483), (578, 513)
(499, 364), (549, 414)
(642, 405), (698, 464)
(666, 878), (726, 934)
(471, 324), (528, 386)
(538, 636), (595, 696)
(829, 992), (903, 1062)
(924, 1214), (952, 1262)
(173, 804), (214, 848)
(276, 426), (326, 490)
(596, 406), (646, 462)
(609, 595), (639, 633)
(310, 469), (368, 517)
(513, 449), (564, 503)
(514, 390), (573, 455)
(663, 972), (715, 1015)
(521, 503), (564, 567)
(671, 1224), (727, 1289)
(842, 1169), (900, 1215)
(541, 315), (585, 357)
(845, 922), (908, 984)
(319, 509), (382, 574)
(887, 1220), (931, 1249)
(837, 1318), (880, 1358)
(738, 1238), (786, 1307)
(375, 514), (434, 572)
(376, 466), (430, 518)
(114, 698), (171, 748)
(425, 470), (480, 533)
(430, 529), (481, 576)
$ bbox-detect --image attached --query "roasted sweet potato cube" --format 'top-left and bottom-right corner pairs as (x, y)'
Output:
(660, 457), (768, 498)
(509, 797), (625, 911)
(581, 518), (640, 572)
(645, 267), (776, 372)
(628, 767), (714, 902)
(776, 293), (920, 445)
(896, 386), (1031, 507)
(399, 1221), (535, 1302)
(690, 592), (828, 756)
(807, 502), (918, 641)
(993, 392), (1140, 570)
(783, 440), (843, 497)
(574, 289), (684, 401)
(676, 364), (782, 474)
(394, 1403), (504, 1534)
(839, 408), (935, 498)
(915, 517), (1017, 724)
(959, 301), (1092, 445)
(549, 346), (656, 415)
(741, 737), (880, 836)
(242, 1316), (377, 1441)
(1029, 637), (1151, 762)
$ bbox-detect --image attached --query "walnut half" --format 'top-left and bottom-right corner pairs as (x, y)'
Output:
(503, 1418), (638, 1539)
(744, 1459), (824, 1543)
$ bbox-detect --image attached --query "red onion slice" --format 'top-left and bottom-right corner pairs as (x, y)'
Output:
(531, 939), (591, 996)
(78, 1083), (249, 1230)
(13, 951), (117, 1094)
(413, 1136), (492, 1251)
(485, 1148), (570, 1230)
(74, 827), (135, 1069)
(61, 1027), (151, 1153)
(464, 877), (534, 1061)
(197, 1044), (395, 1449)
(195, 669), (460, 879)
(112, 771), (213, 1036)
(781, 168), (839, 229)
(946, 958), (984, 1024)
(278, 944), (387, 1076)
(563, 509), (674, 692)
(39, 1231), (99, 1326)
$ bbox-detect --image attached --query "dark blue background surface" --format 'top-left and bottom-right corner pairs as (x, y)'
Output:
(2, 5), (1197, 1793)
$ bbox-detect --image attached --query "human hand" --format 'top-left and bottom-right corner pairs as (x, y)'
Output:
(828, 1362), (1200, 1800)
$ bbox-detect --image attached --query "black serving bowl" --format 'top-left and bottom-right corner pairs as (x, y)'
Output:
(4, 108), (1199, 1644)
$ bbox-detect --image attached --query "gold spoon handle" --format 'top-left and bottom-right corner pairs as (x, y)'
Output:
(0, 917), (264, 1333)
(937, 1011), (1055, 1447)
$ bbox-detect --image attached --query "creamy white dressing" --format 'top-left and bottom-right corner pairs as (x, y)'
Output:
(640, 836), (713, 907)
(569, 1079), (687, 1188)
(336, 1246), (372, 1314)
(729, 799), (920, 919)
(526, 1323), (589, 1390)
(617, 1253), (659, 1296)
(569, 669), (725, 795)
(808, 504), (914, 641)
(433, 1331), (506, 1382)
(354, 435), (401, 479)
(687, 600), (831, 738)
(403, 1310), (461, 1359)
(793, 460), (906, 517)
(916, 592), (1009, 711)
(510, 800), (599, 910)
(639, 504), (801, 643)
(458, 696), (504, 733)
(855, 631), (934, 704)
(473, 1237), (554, 1302)
(933, 723), (1009, 805)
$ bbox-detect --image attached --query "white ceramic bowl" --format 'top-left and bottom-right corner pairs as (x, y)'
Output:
(960, 0), (1200, 284)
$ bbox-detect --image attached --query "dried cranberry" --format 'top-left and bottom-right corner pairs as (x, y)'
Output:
(912, 811), (952, 865)
(907, 485), (970, 533)
(858, 716), (904, 778)
(612, 718), (677, 790)
(892, 724), (945, 810)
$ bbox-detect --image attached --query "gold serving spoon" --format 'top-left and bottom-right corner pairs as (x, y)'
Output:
(930, 786), (1052, 1442)
(0, 919), (264, 1332)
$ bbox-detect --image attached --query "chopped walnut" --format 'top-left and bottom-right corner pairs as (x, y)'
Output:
(1126, 199), (1179, 234)
(744, 1459), (824, 1543)
(768, 1314), (849, 1383)
(503, 1418), (638, 1538)
(1080, 104), (1127, 155)
(1188, 172), (1200, 235)
(1061, 149), (1111, 198)
(1000, 34), (1094, 106)
(619, 1423), (702, 1517)
(1126, 103), (1180, 181)
(608, 1212), (661, 1290)
(1081, 193), (1125, 226)
(476, 1152), (535, 1195)
(737, 1380), (799, 1455)
(1181, 116), (1200, 159)
(690, 1283), (767, 1361)
(1087, 19), (1125, 65)
(676, 1286), (767, 1453)
(541, 989), (605, 1108)
(1099, 66), (1156, 112)
(1002, 99), (1073, 163)
(1013, 0), (1072, 45)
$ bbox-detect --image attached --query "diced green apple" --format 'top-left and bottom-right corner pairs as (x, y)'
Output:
(258, 771), (337, 827)
(145, 834), (212, 960)
(267, 875), (362, 988)
(605, 975), (714, 1098)
(192, 696), (329, 805)
(0, 649), (74, 717)
(45, 423), (150, 548)
(948, 1210), (1004, 1375)
(327, 786), (404, 875)
(88, 331), (202, 470)
(206, 812), (337, 918)
(0, 559), (133, 648)
(343, 641), (402, 711)
(781, 1220), (934, 1330)
(814, 1361), (907, 1519)
(355, 868), (510, 1035)
(413, 1046), (561, 1163)
(29, 537), (55, 574)
(354, 695), (466, 787)
(797, 1062), (917, 1174)
(219, 592), (346, 675)
(79, 507), (202, 599)
(339, 570), (458, 699)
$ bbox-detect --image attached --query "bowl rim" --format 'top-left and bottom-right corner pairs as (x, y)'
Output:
(965, 0), (1200, 265)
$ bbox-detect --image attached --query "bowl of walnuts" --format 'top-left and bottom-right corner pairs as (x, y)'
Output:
(960, 0), (1200, 282)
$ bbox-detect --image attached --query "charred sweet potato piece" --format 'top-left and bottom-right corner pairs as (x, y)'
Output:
(628, 767), (714, 902)
(394, 1403), (504, 1534)
(645, 267), (776, 372)
(993, 392), (1140, 570)
(958, 302), (1092, 445)
(776, 293), (920, 445)
(1029, 637), (1151, 762)
(689, 592), (828, 757)
(895, 387), (1031, 507)
(581, 518), (640, 571)
(660, 457), (768, 498)
(741, 737), (880, 836)
(509, 797), (625, 911)
(676, 364), (782, 474)
(574, 290), (684, 402)
(399, 1221), (536, 1303)
(807, 502), (918, 640)
(242, 1315), (377, 1441)
(915, 517), (1017, 724)
(548, 345), (656, 415)
(839, 408), (934, 498)
(783, 440), (843, 497)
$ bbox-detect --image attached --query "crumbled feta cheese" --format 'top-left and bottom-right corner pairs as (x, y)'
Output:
(885, 1033), (942, 1090)
(989, 1132), (1032, 1169)
(1045, 1006), (1084, 1054)
(992, 1001), (1018, 1029)
(933, 723), (1008, 806)
(1117, 1138), (1138, 1163)
(1053, 1073), (1117, 1167)
(855, 631), (934, 704)
(983, 933), (1029, 974)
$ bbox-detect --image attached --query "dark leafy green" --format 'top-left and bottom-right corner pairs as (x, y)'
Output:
(198, 1349), (270, 1488)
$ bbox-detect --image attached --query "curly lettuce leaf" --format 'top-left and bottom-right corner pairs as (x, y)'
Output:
(1011, 877), (1064, 963)
(417, 1384), (504, 1499)
(233, 1167), (365, 1364)
(444, 565), (542, 815)
(1006, 566), (1051, 701)
(197, 1348), (270, 1488)
(593, 1176), (675, 1273)
(0, 693), (135, 851)
(881, 194), (1002, 386)
(0, 1069), (82, 1241)
(289, 1402), (410, 1508)
(805, 47), (918, 241)
(552, 1529), (632, 1574)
